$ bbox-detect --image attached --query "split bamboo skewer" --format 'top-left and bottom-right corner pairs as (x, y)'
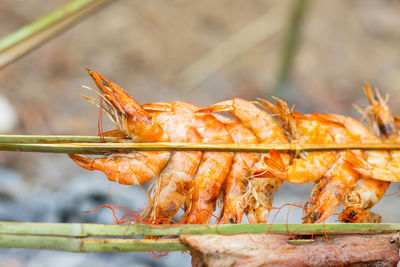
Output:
(0, 222), (399, 252)
(0, 235), (188, 252)
(1, 221), (400, 237)
(1, 140), (400, 154)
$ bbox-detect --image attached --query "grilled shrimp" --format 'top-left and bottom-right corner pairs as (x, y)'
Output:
(166, 102), (234, 224)
(197, 98), (290, 223)
(258, 98), (337, 184)
(338, 86), (393, 222)
(314, 111), (390, 223)
(302, 114), (363, 223)
(69, 70), (170, 185)
(212, 114), (259, 224)
(139, 102), (203, 224)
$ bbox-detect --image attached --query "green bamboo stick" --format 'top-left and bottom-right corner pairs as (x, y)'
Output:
(0, 235), (189, 252)
(0, 0), (112, 69)
(0, 222), (399, 237)
(1, 141), (400, 154)
(0, 0), (107, 52)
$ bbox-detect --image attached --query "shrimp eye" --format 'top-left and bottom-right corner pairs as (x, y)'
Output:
(349, 210), (357, 218)
(102, 81), (109, 87)
(311, 212), (317, 220)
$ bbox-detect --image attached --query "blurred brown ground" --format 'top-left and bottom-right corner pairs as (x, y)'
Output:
(0, 0), (400, 202)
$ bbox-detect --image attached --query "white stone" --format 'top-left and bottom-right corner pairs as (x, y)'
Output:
(0, 94), (17, 133)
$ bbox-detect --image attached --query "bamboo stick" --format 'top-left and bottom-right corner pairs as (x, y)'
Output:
(0, 235), (189, 252)
(0, 0), (112, 69)
(0, 0), (100, 51)
(1, 141), (400, 154)
(0, 222), (399, 237)
(0, 222), (399, 252)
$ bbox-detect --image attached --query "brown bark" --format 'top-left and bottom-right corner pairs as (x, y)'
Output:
(181, 233), (400, 267)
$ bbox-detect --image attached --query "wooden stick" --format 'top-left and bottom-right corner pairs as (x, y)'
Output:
(1, 141), (400, 154)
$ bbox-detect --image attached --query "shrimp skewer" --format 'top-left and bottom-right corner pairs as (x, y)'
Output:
(212, 114), (259, 224)
(140, 102), (203, 224)
(339, 86), (392, 222)
(258, 98), (337, 184)
(69, 70), (170, 185)
(302, 114), (363, 223)
(197, 98), (289, 223)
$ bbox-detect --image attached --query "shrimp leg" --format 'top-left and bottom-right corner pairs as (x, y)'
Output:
(69, 70), (170, 185)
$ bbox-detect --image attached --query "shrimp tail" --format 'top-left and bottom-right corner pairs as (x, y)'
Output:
(253, 149), (286, 178)
(101, 128), (128, 138)
(69, 154), (95, 170)
(264, 149), (285, 170)
(344, 150), (372, 177)
(195, 101), (234, 114)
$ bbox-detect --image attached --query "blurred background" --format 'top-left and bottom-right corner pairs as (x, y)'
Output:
(1, 0), (400, 266)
